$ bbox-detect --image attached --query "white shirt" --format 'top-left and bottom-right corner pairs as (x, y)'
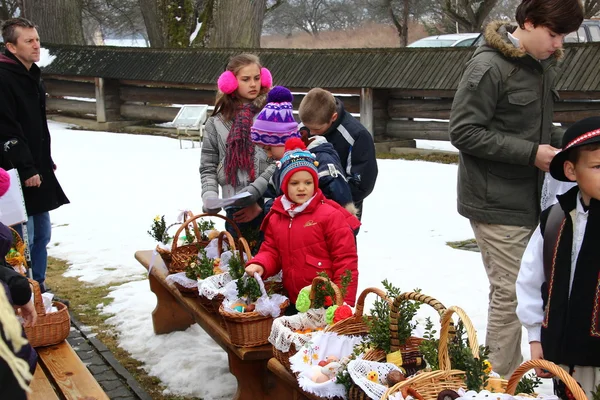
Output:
(516, 190), (588, 343)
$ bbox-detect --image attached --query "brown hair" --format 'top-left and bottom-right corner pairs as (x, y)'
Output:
(1, 17), (36, 44)
(298, 88), (337, 126)
(567, 142), (600, 164)
(515, 0), (583, 34)
(212, 53), (268, 121)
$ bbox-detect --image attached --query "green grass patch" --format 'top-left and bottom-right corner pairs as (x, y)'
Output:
(377, 152), (458, 164)
(46, 257), (201, 400)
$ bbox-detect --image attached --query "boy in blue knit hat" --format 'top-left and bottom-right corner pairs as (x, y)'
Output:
(245, 139), (360, 313)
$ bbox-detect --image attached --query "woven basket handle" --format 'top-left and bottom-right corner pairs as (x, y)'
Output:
(390, 291), (446, 352)
(309, 275), (343, 307)
(438, 306), (479, 371)
(236, 237), (253, 267)
(353, 287), (390, 318)
(324, 286), (390, 334)
(217, 230), (237, 254)
(506, 359), (586, 399)
(27, 279), (47, 316)
(171, 213), (241, 252)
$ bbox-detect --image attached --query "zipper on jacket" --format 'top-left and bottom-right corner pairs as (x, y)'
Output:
(289, 217), (293, 229)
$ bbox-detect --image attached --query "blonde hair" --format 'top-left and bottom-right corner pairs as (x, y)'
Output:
(213, 53), (268, 121)
(0, 285), (32, 392)
(299, 88), (337, 126)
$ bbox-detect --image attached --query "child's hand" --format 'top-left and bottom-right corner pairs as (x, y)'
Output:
(530, 341), (553, 378)
(245, 263), (264, 277)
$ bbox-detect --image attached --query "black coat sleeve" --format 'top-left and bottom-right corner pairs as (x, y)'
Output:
(348, 129), (378, 202)
(0, 263), (31, 306)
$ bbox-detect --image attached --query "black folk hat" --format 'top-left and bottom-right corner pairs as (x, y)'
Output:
(549, 116), (600, 182)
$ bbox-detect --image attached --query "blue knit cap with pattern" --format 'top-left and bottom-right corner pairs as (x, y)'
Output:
(278, 138), (319, 197)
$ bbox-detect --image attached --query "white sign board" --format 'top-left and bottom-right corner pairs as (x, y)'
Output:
(172, 105), (209, 129)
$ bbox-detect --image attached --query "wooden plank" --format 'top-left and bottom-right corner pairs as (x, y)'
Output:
(121, 104), (179, 122)
(120, 85), (216, 105)
(386, 120), (449, 141)
(46, 98), (96, 115)
(267, 358), (317, 400)
(37, 342), (109, 400)
(44, 79), (96, 98)
(28, 365), (59, 400)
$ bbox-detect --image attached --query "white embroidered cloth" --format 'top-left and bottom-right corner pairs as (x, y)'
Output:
(269, 308), (327, 352)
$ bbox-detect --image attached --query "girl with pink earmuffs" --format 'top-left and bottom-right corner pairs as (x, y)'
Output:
(200, 53), (275, 247)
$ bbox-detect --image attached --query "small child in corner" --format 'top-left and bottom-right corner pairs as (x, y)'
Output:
(298, 88), (378, 220)
(516, 116), (600, 398)
(244, 139), (360, 311)
(250, 86), (355, 215)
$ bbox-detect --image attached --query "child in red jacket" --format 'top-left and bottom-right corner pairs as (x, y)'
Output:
(245, 139), (360, 309)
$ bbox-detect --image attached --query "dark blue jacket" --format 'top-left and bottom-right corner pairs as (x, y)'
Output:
(311, 99), (378, 205)
(263, 136), (353, 215)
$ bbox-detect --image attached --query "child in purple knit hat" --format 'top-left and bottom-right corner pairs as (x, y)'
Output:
(251, 87), (355, 217)
(250, 86), (300, 150)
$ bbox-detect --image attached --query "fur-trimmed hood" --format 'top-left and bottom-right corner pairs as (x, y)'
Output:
(482, 20), (563, 61)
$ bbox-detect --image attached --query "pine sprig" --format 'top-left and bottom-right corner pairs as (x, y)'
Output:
(419, 317), (439, 370)
(313, 272), (337, 308)
(364, 280), (421, 353)
(419, 321), (491, 391)
(184, 247), (214, 280)
(592, 384), (600, 400)
(148, 215), (170, 243)
(515, 373), (542, 395)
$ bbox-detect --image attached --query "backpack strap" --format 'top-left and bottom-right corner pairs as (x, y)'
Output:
(542, 205), (565, 283)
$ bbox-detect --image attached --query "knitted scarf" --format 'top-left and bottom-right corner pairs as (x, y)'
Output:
(224, 103), (259, 187)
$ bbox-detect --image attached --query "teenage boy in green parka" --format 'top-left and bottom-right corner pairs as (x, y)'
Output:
(448, 0), (583, 378)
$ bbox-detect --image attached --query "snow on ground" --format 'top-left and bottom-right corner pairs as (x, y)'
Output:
(46, 121), (548, 398)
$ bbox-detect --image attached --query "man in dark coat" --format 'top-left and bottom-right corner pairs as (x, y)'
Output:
(0, 18), (69, 290)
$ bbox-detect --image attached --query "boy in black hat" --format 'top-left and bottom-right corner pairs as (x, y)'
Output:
(516, 116), (600, 397)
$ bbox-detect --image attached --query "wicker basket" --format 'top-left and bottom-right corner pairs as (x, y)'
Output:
(197, 233), (253, 313)
(272, 276), (344, 372)
(23, 279), (70, 348)
(219, 299), (289, 347)
(383, 306), (508, 400)
(506, 360), (586, 400)
(5, 227), (27, 273)
(347, 291), (447, 400)
(166, 213), (242, 274)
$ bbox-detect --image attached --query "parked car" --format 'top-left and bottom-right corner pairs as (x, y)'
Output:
(407, 33), (481, 48)
(565, 19), (600, 43)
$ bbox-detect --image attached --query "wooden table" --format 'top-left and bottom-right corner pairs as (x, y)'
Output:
(267, 358), (322, 400)
(135, 250), (275, 400)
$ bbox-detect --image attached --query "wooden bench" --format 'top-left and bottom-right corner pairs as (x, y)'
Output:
(135, 250), (275, 400)
(27, 340), (109, 400)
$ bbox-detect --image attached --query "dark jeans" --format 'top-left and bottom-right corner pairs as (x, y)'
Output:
(224, 208), (264, 254)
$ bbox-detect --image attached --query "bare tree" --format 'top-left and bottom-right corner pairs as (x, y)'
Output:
(210, 0), (267, 46)
(0, 0), (21, 23)
(583, 0), (600, 18)
(443, 0), (499, 33)
(22, 0), (85, 44)
(264, 0), (370, 37)
(194, 0), (276, 47)
(81, 0), (147, 45)
(138, 0), (197, 47)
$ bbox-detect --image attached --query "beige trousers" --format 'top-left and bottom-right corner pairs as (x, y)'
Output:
(470, 221), (535, 377)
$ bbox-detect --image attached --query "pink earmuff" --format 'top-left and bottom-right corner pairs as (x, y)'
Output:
(260, 67), (273, 89)
(217, 70), (238, 94)
(217, 67), (273, 94)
